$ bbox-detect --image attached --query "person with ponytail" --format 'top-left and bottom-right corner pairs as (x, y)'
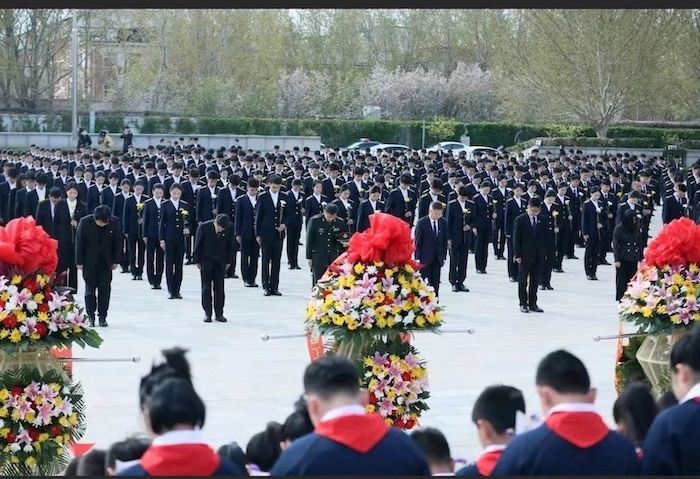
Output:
(119, 348), (244, 476)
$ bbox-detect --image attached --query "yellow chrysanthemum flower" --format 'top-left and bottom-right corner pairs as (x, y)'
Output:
(671, 314), (682, 324)
(0, 329), (8, 340)
(25, 411), (36, 423)
(366, 404), (376, 413)
(0, 408), (7, 418)
(641, 306), (653, 318)
(354, 264), (365, 275)
(37, 311), (49, 323)
(68, 413), (78, 426)
(9, 329), (22, 343)
(38, 433), (49, 443)
(385, 269), (395, 278)
(0, 389), (8, 402)
(415, 316), (426, 327)
(10, 275), (21, 285)
(36, 275), (48, 287)
(405, 265), (414, 273)
(33, 293), (44, 303)
(58, 417), (70, 428)
(376, 317), (387, 328)
(363, 357), (374, 367)
(374, 292), (385, 303)
(331, 315), (344, 326)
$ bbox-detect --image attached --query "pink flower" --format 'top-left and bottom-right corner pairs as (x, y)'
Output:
(378, 399), (395, 417)
(35, 402), (54, 426)
(359, 273), (374, 291)
(372, 352), (389, 367)
(24, 381), (41, 400)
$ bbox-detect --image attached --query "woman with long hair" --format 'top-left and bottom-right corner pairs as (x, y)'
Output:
(613, 209), (642, 301)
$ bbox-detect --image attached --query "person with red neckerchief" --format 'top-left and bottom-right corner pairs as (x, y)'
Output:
(269, 355), (431, 476)
(492, 350), (640, 476)
(643, 325), (700, 474)
(456, 385), (525, 477)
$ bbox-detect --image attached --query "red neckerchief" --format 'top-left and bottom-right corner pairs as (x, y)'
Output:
(545, 411), (609, 449)
(476, 448), (504, 477)
(314, 413), (389, 453)
(140, 444), (220, 476)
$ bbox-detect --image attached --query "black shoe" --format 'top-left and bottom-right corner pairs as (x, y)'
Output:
(520, 305), (530, 313)
(459, 284), (470, 292)
(566, 255), (578, 260)
(152, 284), (162, 290)
(545, 285), (554, 290)
(185, 260), (194, 265)
(175, 293), (182, 299)
(264, 290), (272, 296)
(509, 277), (518, 283)
(599, 260), (611, 265)
(452, 285), (459, 292)
(203, 317), (212, 323)
(271, 290), (282, 296)
(131, 276), (138, 281)
(476, 270), (487, 274)
(497, 256), (506, 260)
(553, 268), (564, 273)
(249, 283), (259, 288)
(121, 269), (129, 274)
(529, 305), (544, 313)
(215, 316), (228, 323)
(137, 275), (143, 280)
(88, 316), (95, 327)
(539, 285), (547, 290)
(99, 318), (108, 327)
(587, 275), (598, 281)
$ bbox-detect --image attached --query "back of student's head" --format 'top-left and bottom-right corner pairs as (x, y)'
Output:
(536, 349), (590, 394)
(64, 456), (80, 476)
(76, 449), (107, 476)
(472, 385), (526, 435)
(656, 391), (678, 411)
(409, 427), (453, 473)
(281, 408), (314, 444)
(246, 421), (283, 472)
(139, 347), (192, 407)
(670, 325), (700, 399)
(105, 436), (151, 475)
(303, 355), (360, 399)
(612, 382), (658, 445)
(146, 377), (205, 435)
(217, 442), (249, 476)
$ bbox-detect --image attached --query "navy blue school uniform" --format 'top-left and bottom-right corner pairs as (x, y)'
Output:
(642, 387), (700, 474)
(456, 445), (505, 477)
(270, 411), (431, 475)
(492, 404), (640, 475)
(118, 431), (244, 476)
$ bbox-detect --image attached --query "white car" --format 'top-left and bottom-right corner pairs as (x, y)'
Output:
(427, 141), (468, 152)
(369, 143), (412, 155)
(452, 145), (500, 160)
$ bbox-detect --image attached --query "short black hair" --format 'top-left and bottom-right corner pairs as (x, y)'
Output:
(217, 442), (249, 476)
(409, 427), (452, 467)
(76, 449), (107, 476)
(430, 200), (445, 211)
(106, 436), (151, 470)
(246, 422), (282, 472)
(323, 203), (339, 215)
(215, 213), (231, 229)
(535, 350), (590, 394)
(139, 347), (192, 407)
(93, 205), (112, 222)
(247, 178), (260, 189)
(147, 377), (206, 434)
(268, 174), (283, 185)
(49, 186), (63, 199)
(612, 382), (657, 444)
(169, 183), (183, 193)
(528, 197), (541, 209)
(303, 355), (360, 399)
(281, 402), (313, 442)
(472, 385), (525, 434)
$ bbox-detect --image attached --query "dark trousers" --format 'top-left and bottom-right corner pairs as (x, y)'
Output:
(312, 260), (329, 286)
(240, 238), (260, 284)
(555, 228), (570, 269)
(518, 260), (540, 307)
(201, 261), (225, 318)
(449, 243), (468, 286)
(83, 266), (112, 319)
(492, 222), (506, 258)
(57, 240), (78, 292)
(541, 241), (555, 287)
(474, 228), (490, 271)
(185, 223), (198, 261)
(127, 234), (146, 277)
(599, 228), (611, 262)
(165, 239), (185, 295)
(420, 260), (442, 297)
(120, 234), (129, 270)
(261, 238), (283, 292)
(567, 215), (581, 255)
(616, 260), (637, 301)
(286, 223), (302, 268)
(584, 234), (600, 277)
(226, 246), (239, 277)
(146, 239), (164, 286)
(506, 236), (518, 279)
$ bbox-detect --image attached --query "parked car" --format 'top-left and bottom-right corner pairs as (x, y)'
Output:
(369, 143), (412, 155)
(344, 138), (380, 151)
(427, 141), (469, 152)
(452, 145), (500, 160)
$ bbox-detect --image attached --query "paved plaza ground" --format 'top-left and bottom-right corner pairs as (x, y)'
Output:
(72, 214), (662, 460)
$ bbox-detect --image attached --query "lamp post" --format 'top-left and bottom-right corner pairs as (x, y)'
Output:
(71, 10), (79, 147)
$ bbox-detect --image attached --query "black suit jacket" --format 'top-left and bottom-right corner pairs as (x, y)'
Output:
(24, 188), (47, 218)
(158, 200), (192, 242)
(414, 216), (448, 267)
(286, 190), (305, 228)
(305, 195), (328, 225)
(193, 220), (235, 266)
(662, 195), (688, 224)
(75, 214), (122, 270)
(123, 194), (149, 236)
(100, 186), (119, 212)
(418, 193), (447, 220)
(196, 186), (219, 223)
(217, 186), (244, 222)
(0, 182), (18, 223)
(255, 192), (289, 241)
(513, 213), (547, 264)
(446, 199), (474, 245)
(384, 188), (418, 225)
(142, 198), (163, 240)
(356, 200), (384, 233)
(504, 197), (528, 237)
(234, 194), (257, 240)
(472, 194), (495, 231)
(36, 200), (72, 243)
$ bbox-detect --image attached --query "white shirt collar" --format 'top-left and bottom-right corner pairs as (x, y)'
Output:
(171, 199), (180, 209)
(152, 429), (207, 447)
(680, 383), (700, 404)
(546, 402), (598, 417)
(321, 404), (366, 422)
(482, 444), (507, 454)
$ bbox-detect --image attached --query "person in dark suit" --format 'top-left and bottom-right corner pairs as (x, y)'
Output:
(194, 214), (235, 323)
(255, 174), (289, 296)
(491, 176), (509, 260)
(471, 181), (495, 274)
(662, 183), (689, 224)
(582, 187), (604, 281)
(332, 185), (355, 234)
(196, 170), (220, 225)
(504, 183), (527, 282)
(158, 184), (192, 299)
(216, 174), (244, 278)
(414, 201), (448, 297)
(446, 186), (474, 293)
(356, 186), (384, 233)
(36, 187), (73, 286)
(181, 168), (200, 264)
(513, 197), (547, 313)
(304, 180), (327, 228)
(63, 183), (87, 291)
(113, 179), (132, 273)
(14, 172), (34, 219)
(75, 205), (122, 327)
(123, 180), (148, 281)
(0, 166), (19, 224)
(100, 172), (120, 211)
(384, 174), (418, 226)
(286, 179), (305, 270)
(539, 191), (559, 290)
(306, 203), (349, 286)
(613, 209), (643, 301)
(417, 180), (447, 220)
(87, 171), (105, 214)
(143, 184), (165, 289)
(235, 179), (261, 287)
(24, 173), (49, 218)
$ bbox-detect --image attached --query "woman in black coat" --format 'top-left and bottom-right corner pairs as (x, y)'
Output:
(613, 209), (643, 301)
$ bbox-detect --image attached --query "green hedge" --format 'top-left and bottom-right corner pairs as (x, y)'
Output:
(512, 137), (700, 150)
(607, 126), (700, 142)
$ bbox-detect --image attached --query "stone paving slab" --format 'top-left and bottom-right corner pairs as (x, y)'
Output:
(73, 214), (661, 460)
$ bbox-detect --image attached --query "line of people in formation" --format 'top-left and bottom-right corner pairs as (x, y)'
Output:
(67, 322), (700, 476)
(0, 145), (693, 321)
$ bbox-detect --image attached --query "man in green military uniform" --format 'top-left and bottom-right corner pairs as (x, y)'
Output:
(306, 203), (349, 286)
